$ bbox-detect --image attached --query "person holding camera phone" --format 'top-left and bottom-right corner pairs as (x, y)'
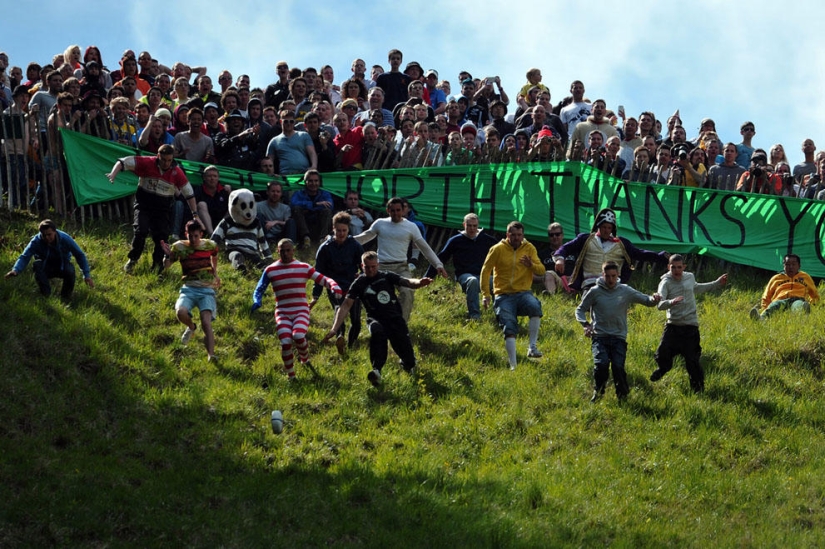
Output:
(736, 150), (783, 194)
(670, 145), (706, 187)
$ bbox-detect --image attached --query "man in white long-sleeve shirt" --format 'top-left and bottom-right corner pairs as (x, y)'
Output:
(354, 197), (447, 321)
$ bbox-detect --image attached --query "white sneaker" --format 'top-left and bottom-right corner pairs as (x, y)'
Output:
(123, 259), (136, 274)
(181, 324), (197, 345)
(367, 369), (382, 387)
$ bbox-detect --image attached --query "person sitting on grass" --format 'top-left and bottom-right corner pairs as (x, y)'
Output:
(161, 220), (220, 362)
(750, 254), (819, 320)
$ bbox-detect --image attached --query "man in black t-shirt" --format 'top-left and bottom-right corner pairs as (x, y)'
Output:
(324, 251), (433, 387)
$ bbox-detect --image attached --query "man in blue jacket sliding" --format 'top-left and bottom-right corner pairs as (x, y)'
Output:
(6, 219), (94, 299)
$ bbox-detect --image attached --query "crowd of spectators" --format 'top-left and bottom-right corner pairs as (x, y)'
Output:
(2, 46), (823, 217)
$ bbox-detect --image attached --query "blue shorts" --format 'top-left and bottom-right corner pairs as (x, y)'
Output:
(493, 291), (542, 337)
(175, 285), (217, 318)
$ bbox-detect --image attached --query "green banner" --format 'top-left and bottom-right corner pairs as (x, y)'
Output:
(61, 130), (825, 277)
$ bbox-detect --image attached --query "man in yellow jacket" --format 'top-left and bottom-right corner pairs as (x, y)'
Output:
(480, 221), (546, 369)
(751, 254), (820, 320)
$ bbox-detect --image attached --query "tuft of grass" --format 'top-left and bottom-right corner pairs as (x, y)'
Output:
(2, 209), (825, 547)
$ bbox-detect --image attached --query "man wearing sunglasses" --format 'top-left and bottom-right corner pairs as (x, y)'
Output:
(266, 110), (317, 176)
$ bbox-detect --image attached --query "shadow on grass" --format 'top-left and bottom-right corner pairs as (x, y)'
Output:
(0, 285), (562, 548)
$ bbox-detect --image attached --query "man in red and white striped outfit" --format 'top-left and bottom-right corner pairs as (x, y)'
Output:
(252, 238), (342, 380)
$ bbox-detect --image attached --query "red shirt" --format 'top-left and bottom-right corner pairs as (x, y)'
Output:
(126, 155), (193, 199)
(334, 126), (364, 169)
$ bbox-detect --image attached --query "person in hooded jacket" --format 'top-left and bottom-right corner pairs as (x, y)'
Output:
(575, 261), (660, 402)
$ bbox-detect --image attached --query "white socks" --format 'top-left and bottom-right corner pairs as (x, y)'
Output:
(528, 317), (541, 348)
(505, 337), (517, 368)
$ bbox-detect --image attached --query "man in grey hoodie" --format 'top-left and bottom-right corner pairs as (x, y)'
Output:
(575, 261), (661, 402)
(650, 255), (727, 393)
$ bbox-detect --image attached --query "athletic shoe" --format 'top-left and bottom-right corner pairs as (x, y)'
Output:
(400, 361), (416, 375)
(650, 369), (665, 382)
(207, 354), (218, 364)
(367, 369), (382, 387)
(527, 346), (543, 358)
(335, 335), (346, 355)
(123, 259), (136, 274)
(181, 324), (197, 345)
(302, 236), (311, 249)
(749, 306), (761, 321)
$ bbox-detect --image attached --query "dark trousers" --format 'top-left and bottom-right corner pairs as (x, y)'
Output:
(33, 258), (76, 298)
(129, 201), (172, 266)
(592, 336), (629, 398)
(368, 316), (415, 372)
(329, 291), (362, 347)
(292, 207), (331, 242)
(655, 324), (704, 392)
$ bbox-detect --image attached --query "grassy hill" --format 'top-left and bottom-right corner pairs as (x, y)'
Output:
(2, 209), (825, 548)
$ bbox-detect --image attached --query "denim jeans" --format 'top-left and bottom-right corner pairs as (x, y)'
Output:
(493, 291), (542, 337)
(458, 272), (481, 319)
(592, 336), (629, 397)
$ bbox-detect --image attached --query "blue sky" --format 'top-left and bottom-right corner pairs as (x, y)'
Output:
(3, 0), (823, 166)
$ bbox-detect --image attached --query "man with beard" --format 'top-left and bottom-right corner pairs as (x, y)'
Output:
(107, 144), (198, 275)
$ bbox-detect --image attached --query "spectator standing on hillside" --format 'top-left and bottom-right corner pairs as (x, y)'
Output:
(735, 122), (756, 169)
(793, 139), (817, 185)
(375, 49), (411, 111)
(267, 109), (317, 175)
(559, 80), (590, 137)
(707, 143), (746, 191)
